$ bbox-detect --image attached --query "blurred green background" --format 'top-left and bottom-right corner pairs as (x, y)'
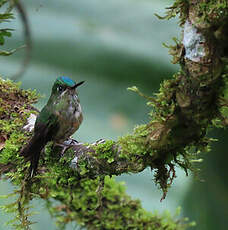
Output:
(0, 0), (227, 229)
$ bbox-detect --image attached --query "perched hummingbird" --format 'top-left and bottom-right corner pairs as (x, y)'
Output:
(21, 76), (84, 177)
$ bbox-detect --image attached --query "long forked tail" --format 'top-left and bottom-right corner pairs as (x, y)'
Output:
(21, 134), (47, 177)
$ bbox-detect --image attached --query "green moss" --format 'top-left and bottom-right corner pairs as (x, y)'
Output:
(0, 78), (39, 229)
(43, 174), (192, 230)
(0, 78), (39, 178)
(119, 136), (147, 159)
(94, 140), (116, 163)
(154, 0), (189, 25)
(0, 133), (26, 164)
(197, 0), (228, 26)
(155, 0), (228, 28)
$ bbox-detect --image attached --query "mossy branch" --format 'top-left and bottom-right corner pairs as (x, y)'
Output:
(0, 0), (228, 229)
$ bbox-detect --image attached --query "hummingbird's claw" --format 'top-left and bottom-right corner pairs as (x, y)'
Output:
(54, 138), (76, 156)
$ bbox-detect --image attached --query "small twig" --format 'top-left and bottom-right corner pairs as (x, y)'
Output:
(11, 0), (32, 80)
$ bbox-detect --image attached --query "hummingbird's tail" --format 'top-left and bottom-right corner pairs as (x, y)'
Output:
(21, 134), (47, 177)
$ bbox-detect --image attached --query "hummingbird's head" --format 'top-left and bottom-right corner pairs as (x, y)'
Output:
(52, 76), (84, 97)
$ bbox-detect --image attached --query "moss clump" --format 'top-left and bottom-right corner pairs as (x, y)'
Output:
(118, 125), (149, 158)
(94, 140), (117, 163)
(196, 0), (228, 28)
(154, 0), (189, 25)
(155, 0), (228, 28)
(0, 78), (39, 171)
(0, 77), (40, 229)
(43, 174), (193, 230)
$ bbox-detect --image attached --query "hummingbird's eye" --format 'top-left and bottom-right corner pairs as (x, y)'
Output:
(57, 85), (64, 92)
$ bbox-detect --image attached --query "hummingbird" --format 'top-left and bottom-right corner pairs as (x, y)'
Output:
(21, 76), (84, 177)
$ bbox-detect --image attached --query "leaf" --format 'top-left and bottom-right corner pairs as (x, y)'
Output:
(0, 28), (13, 45)
(0, 45), (26, 56)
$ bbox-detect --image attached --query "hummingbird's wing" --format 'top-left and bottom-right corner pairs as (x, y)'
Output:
(21, 106), (59, 177)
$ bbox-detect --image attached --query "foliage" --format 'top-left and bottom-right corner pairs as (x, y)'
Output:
(0, 0), (18, 56)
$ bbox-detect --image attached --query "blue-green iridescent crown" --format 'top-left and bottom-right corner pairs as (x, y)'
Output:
(57, 76), (76, 87)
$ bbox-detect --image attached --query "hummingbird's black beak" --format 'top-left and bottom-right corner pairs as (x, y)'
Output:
(72, 81), (85, 89)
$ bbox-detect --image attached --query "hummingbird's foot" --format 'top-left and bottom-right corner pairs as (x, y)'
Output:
(54, 138), (78, 156)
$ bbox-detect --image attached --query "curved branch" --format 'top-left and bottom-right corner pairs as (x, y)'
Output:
(11, 0), (32, 80)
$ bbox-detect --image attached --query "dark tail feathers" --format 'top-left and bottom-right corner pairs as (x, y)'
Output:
(21, 134), (47, 177)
